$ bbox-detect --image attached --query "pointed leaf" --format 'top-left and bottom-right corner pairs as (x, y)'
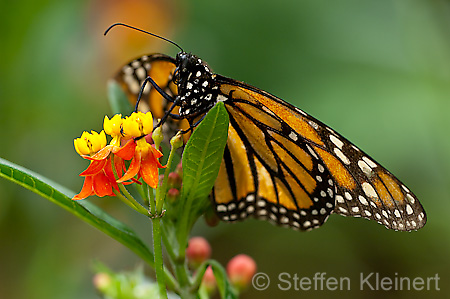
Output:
(0, 157), (154, 267)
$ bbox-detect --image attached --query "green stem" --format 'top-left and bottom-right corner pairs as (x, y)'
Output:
(152, 215), (167, 298)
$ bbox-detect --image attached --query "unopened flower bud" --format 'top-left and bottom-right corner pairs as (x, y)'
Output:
(186, 237), (211, 269)
(201, 266), (217, 294)
(227, 254), (257, 291)
(167, 188), (180, 202)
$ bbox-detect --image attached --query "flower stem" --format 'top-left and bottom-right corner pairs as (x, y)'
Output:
(110, 156), (147, 214)
(152, 215), (167, 298)
(148, 168), (168, 298)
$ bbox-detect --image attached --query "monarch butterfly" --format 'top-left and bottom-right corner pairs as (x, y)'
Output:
(108, 23), (426, 232)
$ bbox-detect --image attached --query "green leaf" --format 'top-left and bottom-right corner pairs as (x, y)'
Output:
(107, 80), (134, 115)
(0, 157), (154, 267)
(209, 260), (238, 299)
(180, 102), (229, 226)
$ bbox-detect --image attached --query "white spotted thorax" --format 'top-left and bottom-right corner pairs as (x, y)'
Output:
(175, 52), (220, 117)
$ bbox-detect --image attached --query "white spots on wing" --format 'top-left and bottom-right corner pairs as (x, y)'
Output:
(280, 216), (289, 224)
(406, 193), (415, 204)
(402, 185), (410, 193)
(358, 160), (372, 177)
(362, 182), (378, 199)
(204, 94), (212, 101)
(289, 131), (298, 141)
(187, 82), (193, 89)
(318, 164), (325, 173)
(195, 71), (202, 77)
(329, 135), (344, 149)
(406, 204), (414, 215)
(358, 195), (368, 205)
(345, 192), (352, 200)
(334, 148), (350, 165)
(394, 209), (401, 218)
(246, 205), (255, 214)
(257, 200), (266, 207)
(352, 206), (360, 213)
(136, 67), (147, 80)
(131, 60), (140, 68)
(217, 94), (228, 102)
(123, 65), (133, 75)
(295, 107), (307, 116)
(247, 194), (255, 202)
(308, 120), (319, 130)
(202, 81), (209, 87)
(326, 202), (333, 209)
(217, 205), (227, 212)
(306, 144), (319, 160)
(362, 156), (377, 168)
(338, 207), (348, 214)
(128, 80), (140, 94)
(336, 195), (344, 204)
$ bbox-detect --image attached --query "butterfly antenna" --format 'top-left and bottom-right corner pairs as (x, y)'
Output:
(104, 23), (184, 52)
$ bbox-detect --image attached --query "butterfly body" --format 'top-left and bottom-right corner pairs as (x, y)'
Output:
(114, 51), (426, 232)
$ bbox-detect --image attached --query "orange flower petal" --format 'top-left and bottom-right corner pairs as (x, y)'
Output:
(80, 159), (107, 176)
(73, 176), (94, 200)
(150, 147), (165, 168)
(103, 158), (120, 191)
(115, 140), (137, 160)
(117, 151), (142, 183)
(140, 153), (159, 188)
(92, 172), (114, 197)
(90, 145), (113, 160)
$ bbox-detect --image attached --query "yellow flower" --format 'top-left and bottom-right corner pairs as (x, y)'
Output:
(103, 114), (123, 147)
(122, 111), (153, 138)
(103, 114), (123, 136)
(74, 130), (107, 156)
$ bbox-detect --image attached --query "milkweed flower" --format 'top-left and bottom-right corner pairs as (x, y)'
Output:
(73, 130), (120, 200)
(116, 111), (165, 189)
(73, 115), (130, 200)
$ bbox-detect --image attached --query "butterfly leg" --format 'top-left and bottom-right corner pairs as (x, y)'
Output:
(135, 76), (176, 112)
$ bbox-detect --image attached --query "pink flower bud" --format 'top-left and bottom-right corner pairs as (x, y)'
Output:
(201, 266), (217, 294)
(93, 272), (112, 292)
(186, 237), (211, 269)
(167, 188), (180, 202)
(227, 254), (257, 290)
(168, 172), (182, 189)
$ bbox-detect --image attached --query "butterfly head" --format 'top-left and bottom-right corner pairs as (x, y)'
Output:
(174, 52), (219, 117)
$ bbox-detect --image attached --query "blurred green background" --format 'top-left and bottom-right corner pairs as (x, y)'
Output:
(1, 0), (449, 298)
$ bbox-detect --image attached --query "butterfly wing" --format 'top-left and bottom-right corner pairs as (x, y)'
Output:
(212, 75), (426, 231)
(112, 54), (191, 140)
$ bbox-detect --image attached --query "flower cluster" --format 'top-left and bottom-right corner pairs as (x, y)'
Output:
(73, 111), (165, 200)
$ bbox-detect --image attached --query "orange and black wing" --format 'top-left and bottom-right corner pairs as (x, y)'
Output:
(112, 54), (190, 139)
(212, 75), (426, 231)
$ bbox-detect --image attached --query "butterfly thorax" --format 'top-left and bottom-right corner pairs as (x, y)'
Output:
(175, 52), (220, 117)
